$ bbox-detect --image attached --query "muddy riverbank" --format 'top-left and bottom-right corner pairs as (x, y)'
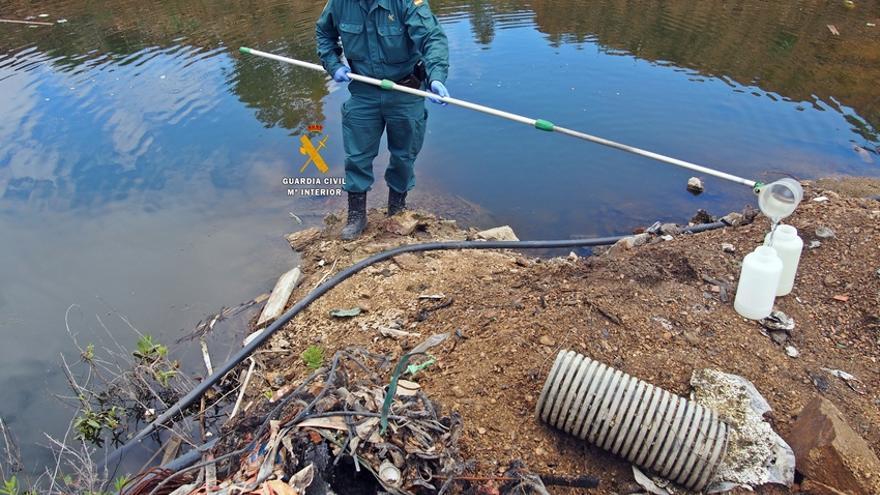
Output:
(146, 177), (880, 494)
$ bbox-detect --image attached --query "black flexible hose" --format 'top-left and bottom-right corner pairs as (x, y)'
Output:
(105, 221), (727, 469)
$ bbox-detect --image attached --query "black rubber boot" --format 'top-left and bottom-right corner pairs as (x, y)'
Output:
(341, 191), (367, 240)
(387, 189), (407, 216)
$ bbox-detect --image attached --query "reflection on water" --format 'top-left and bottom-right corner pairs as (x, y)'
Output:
(1, 0), (878, 470)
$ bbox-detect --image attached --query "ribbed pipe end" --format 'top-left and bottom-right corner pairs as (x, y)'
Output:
(536, 350), (728, 491)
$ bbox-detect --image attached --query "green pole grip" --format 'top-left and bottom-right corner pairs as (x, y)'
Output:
(380, 79), (394, 90)
(534, 119), (555, 132)
(239, 47), (252, 54)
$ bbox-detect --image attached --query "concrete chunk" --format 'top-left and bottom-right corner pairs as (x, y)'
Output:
(475, 225), (519, 242)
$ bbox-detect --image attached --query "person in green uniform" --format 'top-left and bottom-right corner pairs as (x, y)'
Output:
(316, 0), (450, 239)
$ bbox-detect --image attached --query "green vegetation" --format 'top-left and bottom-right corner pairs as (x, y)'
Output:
(133, 334), (168, 361)
(301, 345), (325, 370)
(74, 406), (121, 447)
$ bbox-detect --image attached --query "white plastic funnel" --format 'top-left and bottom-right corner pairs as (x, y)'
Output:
(758, 179), (803, 223)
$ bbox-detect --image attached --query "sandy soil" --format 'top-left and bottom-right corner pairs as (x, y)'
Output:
(235, 177), (880, 494)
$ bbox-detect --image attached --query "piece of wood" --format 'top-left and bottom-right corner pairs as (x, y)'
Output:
(257, 266), (302, 325)
(160, 436), (183, 466)
(0, 18), (54, 26)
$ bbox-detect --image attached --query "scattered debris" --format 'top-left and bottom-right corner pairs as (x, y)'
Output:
(721, 242), (736, 253)
(475, 225), (519, 242)
(785, 345), (799, 358)
(379, 326), (421, 339)
(0, 18), (54, 26)
(788, 396), (880, 495)
(832, 294), (850, 302)
(286, 227), (321, 251)
(687, 177), (704, 194)
(691, 369), (795, 491)
(538, 335), (556, 346)
(632, 466), (672, 495)
(329, 307), (363, 318)
(417, 293), (445, 300)
(761, 310), (795, 332)
(288, 211), (304, 224)
(815, 225), (836, 239)
(827, 24), (840, 35)
(808, 239), (822, 249)
(821, 367), (867, 394)
(812, 196), (829, 203)
(133, 349), (467, 494)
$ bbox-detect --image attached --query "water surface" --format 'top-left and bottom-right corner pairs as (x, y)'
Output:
(1, 0), (878, 470)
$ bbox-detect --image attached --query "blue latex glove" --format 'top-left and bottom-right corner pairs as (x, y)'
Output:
(333, 66), (351, 83)
(428, 80), (449, 105)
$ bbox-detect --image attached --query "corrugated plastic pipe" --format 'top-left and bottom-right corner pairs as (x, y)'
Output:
(537, 350), (729, 491)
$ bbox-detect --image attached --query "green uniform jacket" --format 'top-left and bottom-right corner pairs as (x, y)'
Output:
(316, 0), (449, 85)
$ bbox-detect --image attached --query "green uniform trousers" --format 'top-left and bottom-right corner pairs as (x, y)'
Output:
(342, 81), (427, 194)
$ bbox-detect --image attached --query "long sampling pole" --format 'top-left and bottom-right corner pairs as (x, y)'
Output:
(239, 47), (759, 190)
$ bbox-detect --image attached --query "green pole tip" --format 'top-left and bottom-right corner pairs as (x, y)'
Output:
(239, 47), (252, 54)
(534, 119), (555, 132)
(380, 79), (394, 90)
(753, 181), (765, 194)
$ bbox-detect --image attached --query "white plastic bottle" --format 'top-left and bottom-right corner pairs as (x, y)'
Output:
(734, 246), (783, 320)
(764, 224), (803, 297)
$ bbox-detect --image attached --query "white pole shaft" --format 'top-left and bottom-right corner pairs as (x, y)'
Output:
(240, 47), (757, 189)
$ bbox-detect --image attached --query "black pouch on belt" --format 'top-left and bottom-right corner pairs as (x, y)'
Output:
(396, 60), (427, 89)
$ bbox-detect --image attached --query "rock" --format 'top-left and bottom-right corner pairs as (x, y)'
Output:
(475, 225), (519, 242)
(660, 234), (674, 241)
(451, 386), (466, 398)
(815, 226), (836, 239)
(741, 204), (760, 224)
(687, 177), (704, 194)
(809, 240), (822, 249)
(770, 331), (789, 345)
(787, 396), (880, 495)
(799, 479), (848, 495)
(392, 252), (421, 271)
(631, 233), (651, 247)
(286, 227), (321, 251)
(645, 221), (663, 234)
(690, 209), (716, 225)
(607, 234), (650, 255)
(683, 330), (700, 346)
(659, 223), (682, 236)
(384, 211), (423, 236)
(823, 274), (838, 287)
(785, 345), (799, 358)
(538, 335), (556, 347)
(721, 212), (744, 227)
(534, 447), (547, 457)
(477, 427), (487, 435)
(721, 243), (736, 253)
